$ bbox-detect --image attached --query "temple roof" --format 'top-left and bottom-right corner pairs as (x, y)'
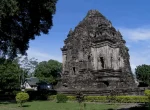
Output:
(85, 10), (106, 19)
(78, 10), (111, 27)
(64, 10), (125, 46)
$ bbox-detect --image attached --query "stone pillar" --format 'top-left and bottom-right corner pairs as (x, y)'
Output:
(62, 51), (67, 73)
(91, 48), (98, 70)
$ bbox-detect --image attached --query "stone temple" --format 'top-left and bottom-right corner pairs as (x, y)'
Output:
(56, 10), (137, 95)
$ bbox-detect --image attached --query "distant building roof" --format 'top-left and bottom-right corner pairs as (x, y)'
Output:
(25, 77), (39, 86)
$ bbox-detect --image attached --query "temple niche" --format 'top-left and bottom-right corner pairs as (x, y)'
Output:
(56, 10), (136, 93)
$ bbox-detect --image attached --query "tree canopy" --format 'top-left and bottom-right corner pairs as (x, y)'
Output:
(135, 64), (150, 85)
(0, 55), (62, 91)
(34, 59), (62, 84)
(0, 0), (58, 58)
(0, 58), (22, 90)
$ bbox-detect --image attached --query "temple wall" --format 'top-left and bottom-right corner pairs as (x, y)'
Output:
(78, 51), (84, 61)
(91, 45), (124, 70)
(56, 87), (148, 96)
(62, 54), (67, 72)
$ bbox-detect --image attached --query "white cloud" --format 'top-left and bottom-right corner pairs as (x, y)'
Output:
(115, 26), (150, 73)
(130, 51), (150, 73)
(119, 27), (150, 41)
(27, 48), (62, 62)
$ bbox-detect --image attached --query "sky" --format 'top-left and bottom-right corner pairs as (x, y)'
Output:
(27, 0), (150, 73)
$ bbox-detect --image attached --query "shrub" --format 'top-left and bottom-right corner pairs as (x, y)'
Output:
(48, 95), (56, 101)
(76, 91), (84, 104)
(115, 96), (148, 103)
(75, 91), (85, 110)
(144, 90), (150, 97)
(84, 96), (148, 103)
(48, 95), (149, 103)
(56, 94), (68, 103)
(84, 96), (107, 102)
(67, 96), (76, 101)
(107, 90), (118, 103)
(15, 92), (29, 107)
(144, 89), (150, 108)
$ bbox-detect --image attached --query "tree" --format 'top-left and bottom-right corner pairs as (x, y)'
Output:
(0, 58), (22, 90)
(135, 64), (150, 85)
(34, 59), (62, 84)
(16, 92), (29, 107)
(0, 0), (58, 58)
(17, 56), (38, 75)
(14, 56), (38, 83)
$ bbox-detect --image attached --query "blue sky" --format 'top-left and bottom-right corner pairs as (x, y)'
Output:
(27, 0), (150, 72)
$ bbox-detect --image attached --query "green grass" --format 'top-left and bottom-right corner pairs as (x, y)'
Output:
(0, 101), (117, 110)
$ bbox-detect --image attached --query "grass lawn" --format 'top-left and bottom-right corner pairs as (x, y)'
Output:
(0, 101), (117, 110)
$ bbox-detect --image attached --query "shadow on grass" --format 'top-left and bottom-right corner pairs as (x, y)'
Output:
(117, 106), (148, 110)
(0, 101), (31, 108)
(106, 103), (149, 110)
(0, 101), (16, 105)
(22, 105), (31, 107)
(116, 104), (148, 110)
